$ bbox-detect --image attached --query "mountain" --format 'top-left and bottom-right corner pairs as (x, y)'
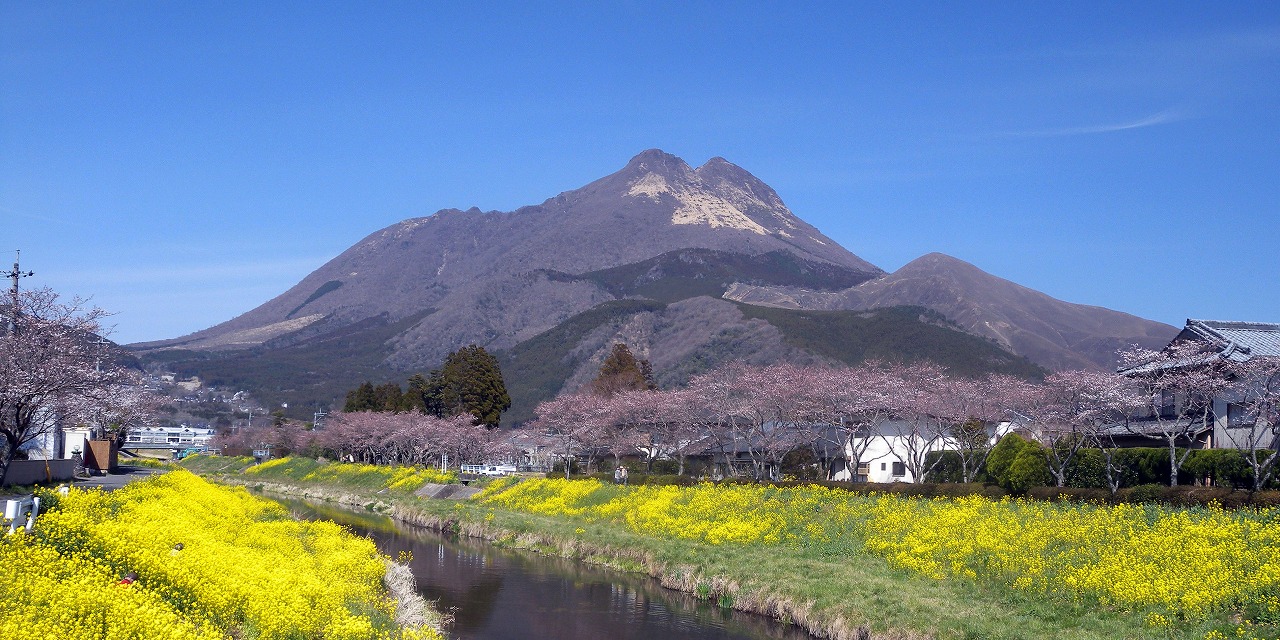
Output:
(724, 252), (1175, 371)
(133, 149), (1174, 420)
(138, 149), (879, 369)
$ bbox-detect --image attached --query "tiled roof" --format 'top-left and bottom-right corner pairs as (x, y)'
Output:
(1098, 418), (1209, 438)
(1185, 319), (1280, 361)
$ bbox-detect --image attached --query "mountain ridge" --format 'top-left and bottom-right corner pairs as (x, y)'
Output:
(131, 149), (1177, 418)
(724, 251), (1174, 370)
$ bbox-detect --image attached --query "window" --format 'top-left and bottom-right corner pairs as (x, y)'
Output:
(880, 462), (886, 471)
(892, 462), (906, 477)
(1159, 391), (1177, 418)
(1227, 403), (1252, 428)
(855, 463), (870, 475)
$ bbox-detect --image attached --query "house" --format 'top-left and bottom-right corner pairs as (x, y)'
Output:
(831, 419), (1017, 484)
(1120, 319), (1280, 452)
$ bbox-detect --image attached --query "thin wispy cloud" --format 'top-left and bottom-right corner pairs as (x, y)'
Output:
(0, 204), (65, 225)
(995, 109), (1188, 139)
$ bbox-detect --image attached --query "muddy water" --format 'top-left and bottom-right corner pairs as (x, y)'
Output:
(282, 500), (816, 640)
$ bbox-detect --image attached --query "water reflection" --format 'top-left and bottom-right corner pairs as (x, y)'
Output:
(281, 500), (815, 640)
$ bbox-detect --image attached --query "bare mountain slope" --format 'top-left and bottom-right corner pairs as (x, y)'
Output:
(725, 252), (1176, 370)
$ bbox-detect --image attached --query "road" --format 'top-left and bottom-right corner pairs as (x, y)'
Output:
(69, 465), (166, 491)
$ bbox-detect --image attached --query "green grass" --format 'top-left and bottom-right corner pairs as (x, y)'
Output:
(179, 455), (454, 494)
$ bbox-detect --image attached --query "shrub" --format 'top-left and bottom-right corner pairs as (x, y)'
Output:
(1183, 449), (1254, 489)
(1027, 486), (1110, 503)
(649, 459), (680, 475)
(1124, 483), (1166, 504)
(922, 450), (965, 484)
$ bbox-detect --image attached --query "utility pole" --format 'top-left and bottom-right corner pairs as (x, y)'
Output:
(3, 250), (35, 335)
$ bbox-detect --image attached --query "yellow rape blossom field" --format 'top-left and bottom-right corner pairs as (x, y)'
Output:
(0, 470), (442, 640)
(480, 478), (1280, 637)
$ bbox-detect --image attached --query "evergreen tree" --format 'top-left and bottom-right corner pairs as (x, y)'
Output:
(343, 381), (377, 412)
(590, 343), (656, 397)
(372, 381), (406, 412)
(404, 373), (430, 413)
(433, 345), (511, 428)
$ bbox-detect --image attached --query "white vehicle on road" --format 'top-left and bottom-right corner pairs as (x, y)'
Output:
(460, 464), (518, 477)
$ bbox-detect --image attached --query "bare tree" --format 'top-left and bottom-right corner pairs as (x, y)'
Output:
(1, 288), (131, 485)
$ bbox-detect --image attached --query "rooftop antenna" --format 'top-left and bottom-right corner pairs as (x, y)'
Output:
(4, 250), (35, 335)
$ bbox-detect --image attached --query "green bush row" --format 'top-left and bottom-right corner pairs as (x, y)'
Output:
(925, 436), (1278, 492)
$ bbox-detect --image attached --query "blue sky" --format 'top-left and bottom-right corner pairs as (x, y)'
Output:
(3, 2), (1278, 344)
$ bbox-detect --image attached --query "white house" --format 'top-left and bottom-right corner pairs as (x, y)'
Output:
(1120, 319), (1280, 452)
(832, 419), (1018, 484)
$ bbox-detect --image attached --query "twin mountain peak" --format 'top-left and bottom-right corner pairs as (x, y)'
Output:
(138, 150), (1175, 420)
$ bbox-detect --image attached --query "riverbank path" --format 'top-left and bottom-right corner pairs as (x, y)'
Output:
(70, 465), (165, 491)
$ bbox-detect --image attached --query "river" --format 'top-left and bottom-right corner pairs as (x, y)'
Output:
(279, 499), (817, 640)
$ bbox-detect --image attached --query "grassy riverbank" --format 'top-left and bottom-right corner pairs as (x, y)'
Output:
(182, 454), (456, 493)
(186, 461), (1279, 640)
(423, 480), (1278, 640)
(0, 470), (444, 639)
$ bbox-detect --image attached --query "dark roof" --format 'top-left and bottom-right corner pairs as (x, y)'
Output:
(1120, 319), (1280, 374)
(1182, 319), (1280, 361)
(1098, 418), (1210, 438)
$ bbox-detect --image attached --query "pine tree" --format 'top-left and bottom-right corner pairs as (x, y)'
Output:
(404, 374), (430, 413)
(433, 345), (511, 428)
(343, 381), (378, 412)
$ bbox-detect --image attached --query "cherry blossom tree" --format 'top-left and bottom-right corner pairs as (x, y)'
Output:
(1120, 341), (1234, 486)
(1228, 356), (1280, 491)
(936, 374), (1026, 483)
(610, 389), (703, 472)
(689, 363), (809, 480)
(1012, 369), (1139, 488)
(1, 288), (135, 485)
(880, 362), (952, 483)
(801, 364), (894, 482)
(531, 393), (612, 477)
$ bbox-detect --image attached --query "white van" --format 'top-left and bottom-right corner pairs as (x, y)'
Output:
(461, 464), (518, 477)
